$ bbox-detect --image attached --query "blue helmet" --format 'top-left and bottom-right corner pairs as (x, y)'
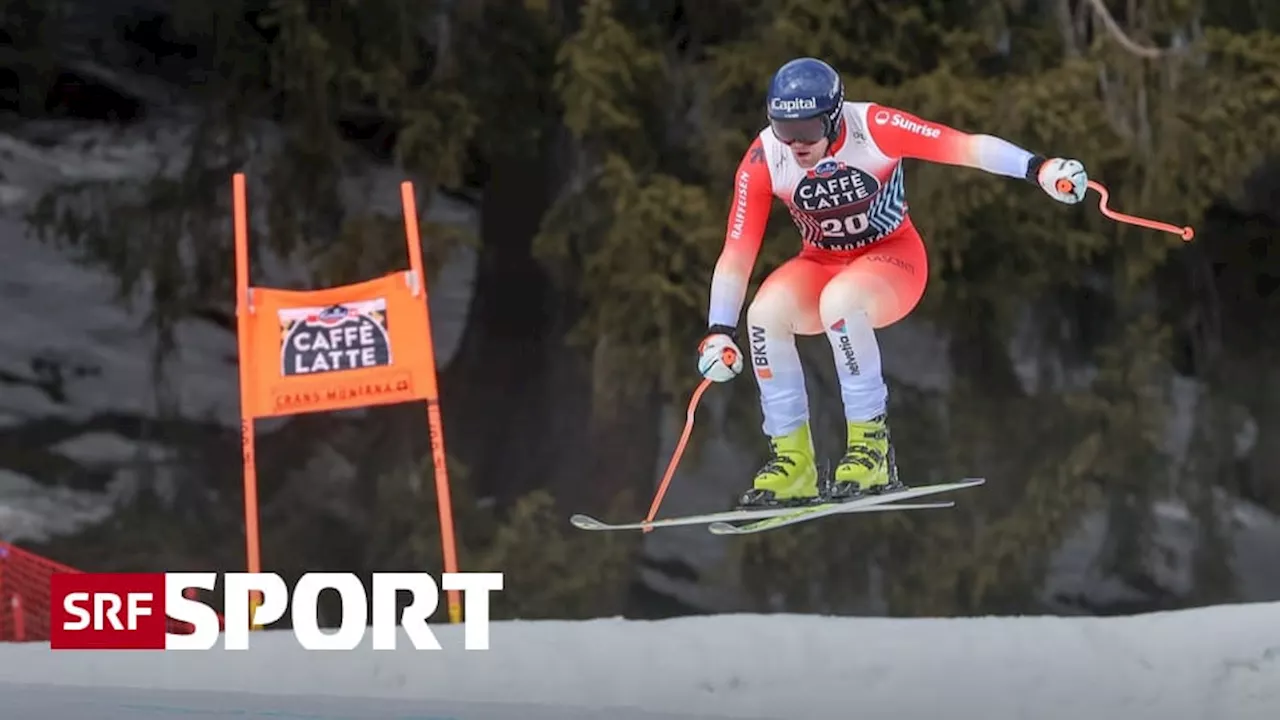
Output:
(765, 57), (844, 144)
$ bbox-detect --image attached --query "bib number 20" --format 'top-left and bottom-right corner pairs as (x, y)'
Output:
(820, 212), (870, 238)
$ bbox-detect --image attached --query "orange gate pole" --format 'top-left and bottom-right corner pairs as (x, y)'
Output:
(399, 181), (462, 624)
(232, 173), (264, 629)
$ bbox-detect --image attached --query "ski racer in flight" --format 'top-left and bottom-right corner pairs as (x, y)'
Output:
(697, 57), (1088, 508)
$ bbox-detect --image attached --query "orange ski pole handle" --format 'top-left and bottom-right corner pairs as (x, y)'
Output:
(1075, 179), (1195, 241)
(642, 345), (738, 532)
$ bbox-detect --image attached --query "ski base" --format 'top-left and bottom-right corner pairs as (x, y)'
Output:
(569, 477), (984, 533)
(708, 477), (985, 535)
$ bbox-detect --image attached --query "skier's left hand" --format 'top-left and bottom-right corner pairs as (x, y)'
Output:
(1035, 157), (1088, 204)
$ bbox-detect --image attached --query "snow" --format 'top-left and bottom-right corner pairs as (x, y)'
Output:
(0, 469), (117, 542)
(1, 604), (1278, 719)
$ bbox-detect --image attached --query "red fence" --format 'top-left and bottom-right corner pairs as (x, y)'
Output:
(0, 540), (223, 642)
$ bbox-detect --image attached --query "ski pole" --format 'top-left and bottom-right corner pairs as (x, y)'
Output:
(643, 343), (740, 531)
(643, 377), (713, 533)
(1071, 179), (1196, 240)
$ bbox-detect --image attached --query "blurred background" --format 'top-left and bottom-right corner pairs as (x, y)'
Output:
(1, 0), (1278, 630)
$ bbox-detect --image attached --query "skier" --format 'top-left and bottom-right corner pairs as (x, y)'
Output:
(698, 56), (1089, 508)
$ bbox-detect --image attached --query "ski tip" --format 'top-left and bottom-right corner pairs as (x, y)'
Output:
(569, 514), (606, 530)
(940, 477), (986, 488)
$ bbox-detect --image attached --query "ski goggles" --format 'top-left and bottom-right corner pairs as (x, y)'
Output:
(769, 116), (828, 144)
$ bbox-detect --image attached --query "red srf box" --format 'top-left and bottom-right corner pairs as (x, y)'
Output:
(49, 573), (167, 649)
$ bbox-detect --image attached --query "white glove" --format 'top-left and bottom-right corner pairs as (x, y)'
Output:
(1035, 158), (1088, 204)
(697, 330), (743, 382)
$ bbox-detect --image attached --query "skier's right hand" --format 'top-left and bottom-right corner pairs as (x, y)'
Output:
(697, 325), (743, 382)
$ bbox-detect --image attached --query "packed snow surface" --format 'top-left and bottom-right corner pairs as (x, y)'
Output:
(2, 603), (1278, 719)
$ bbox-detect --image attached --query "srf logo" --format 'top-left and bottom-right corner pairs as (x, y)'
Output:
(49, 571), (503, 650)
(51, 573), (166, 649)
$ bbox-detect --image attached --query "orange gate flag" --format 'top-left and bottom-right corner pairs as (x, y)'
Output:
(231, 173), (462, 625)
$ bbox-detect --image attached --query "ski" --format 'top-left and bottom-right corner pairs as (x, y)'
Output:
(707, 477), (986, 535)
(569, 500), (956, 532)
(571, 504), (827, 531)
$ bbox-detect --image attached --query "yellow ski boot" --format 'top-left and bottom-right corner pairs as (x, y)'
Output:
(830, 414), (898, 499)
(738, 422), (821, 507)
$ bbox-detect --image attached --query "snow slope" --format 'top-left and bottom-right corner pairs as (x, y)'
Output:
(2, 603), (1278, 720)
